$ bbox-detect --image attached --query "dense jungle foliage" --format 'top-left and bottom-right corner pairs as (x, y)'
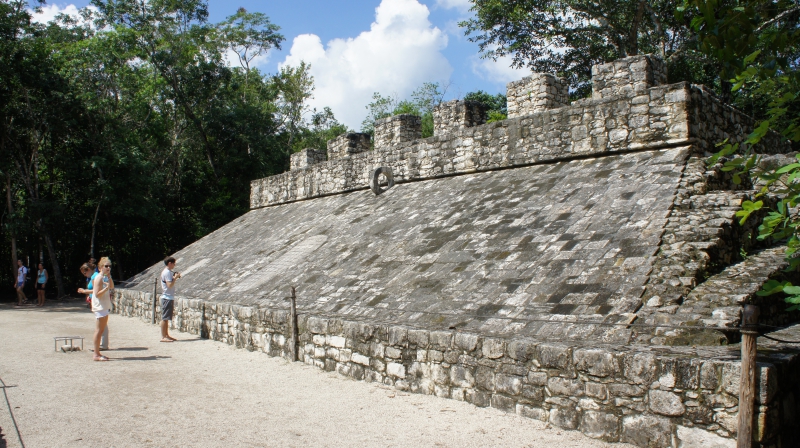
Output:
(0, 0), (334, 297)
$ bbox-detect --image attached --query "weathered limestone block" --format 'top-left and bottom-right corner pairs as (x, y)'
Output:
(621, 414), (674, 447)
(648, 389), (686, 416)
(374, 114), (421, 149)
(574, 348), (617, 377)
(326, 133), (370, 161)
(433, 100), (488, 136)
(676, 425), (736, 448)
(580, 411), (620, 441)
(592, 54), (667, 99)
(506, 73), (568, 118)
(549, 404), (579, 429)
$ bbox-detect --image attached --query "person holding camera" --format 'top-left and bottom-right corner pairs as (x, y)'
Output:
(160, 256), (181, 342)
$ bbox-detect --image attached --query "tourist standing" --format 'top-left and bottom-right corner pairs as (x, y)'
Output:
(15, 260), (28, 306)
(79, 263), (109, 349)
(91, 257), (114, 361)
(160, 256), (181, 342)
(35, 262), (48, 307)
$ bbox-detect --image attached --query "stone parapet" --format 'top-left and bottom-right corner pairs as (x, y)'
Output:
(506, 73), (569, 118)
(290, 148), (327, 170)
(326, 133), (371, 161)
(251, 83), (789, 209)
(592, 54), (667, 99)
(113, 288), (800, 447)
(374, 114), (421, 149)
(433, 100), (488, 136)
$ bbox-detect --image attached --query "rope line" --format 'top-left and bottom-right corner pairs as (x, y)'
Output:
(0, 375), (24, 448)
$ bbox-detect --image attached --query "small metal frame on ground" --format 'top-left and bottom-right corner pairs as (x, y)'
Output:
(369, 166), (394, 195)
(53, 336), (84, 352)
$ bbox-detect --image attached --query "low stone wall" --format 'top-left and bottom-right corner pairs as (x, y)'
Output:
(251, 82), (790, 209)
(114, 288), (800, 447)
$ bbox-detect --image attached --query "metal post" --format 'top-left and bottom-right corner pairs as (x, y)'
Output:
(738, 304), (759, 448)
(290, 286), (298, 362)
(152, 277), (158, 325)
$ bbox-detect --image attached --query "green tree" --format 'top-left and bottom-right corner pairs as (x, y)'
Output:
(461, 0), (713, 97)
(273, 62), (315, 155)
(291, 107), (350, 153)
(217, 7), (283, 102)
(688, 0), (800, 307)
(361, 82), (447, 138)
(464, 90), (507, 122)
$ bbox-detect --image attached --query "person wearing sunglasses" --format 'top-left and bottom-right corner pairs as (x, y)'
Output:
(79, 263), (109, 350)
(91, 257), (114, 361)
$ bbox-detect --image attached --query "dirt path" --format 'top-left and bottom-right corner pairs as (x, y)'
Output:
(0, 303), (631, 447)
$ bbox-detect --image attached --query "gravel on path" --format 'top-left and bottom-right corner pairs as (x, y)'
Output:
(0, 303), (632, 448)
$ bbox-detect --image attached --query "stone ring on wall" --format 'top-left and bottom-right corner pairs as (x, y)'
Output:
(370, 167), (395, 195)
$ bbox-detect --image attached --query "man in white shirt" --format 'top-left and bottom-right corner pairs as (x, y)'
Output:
(160, 256), (181, 342)
(15, 260), (28, 306)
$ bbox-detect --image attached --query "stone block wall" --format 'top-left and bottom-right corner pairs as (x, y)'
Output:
(326, 133), (371, 161)
(506, 73), (569, 118)
(373, 114), (421, 149)
(688, 85), (789, 153)
(433, 100), (488, 136)
(251, 81), (788, 208)
(254, 54), (791, 208)
(592, 54), (667, 99)
(113, 288), (800, 447)
(290, 148), (327, 170)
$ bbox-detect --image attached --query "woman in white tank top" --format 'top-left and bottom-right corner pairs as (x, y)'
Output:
(92, 257), (114, 361)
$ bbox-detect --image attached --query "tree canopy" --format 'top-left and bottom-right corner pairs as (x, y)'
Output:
(461, 0), (720, 97)
(0, 0), (343, 297)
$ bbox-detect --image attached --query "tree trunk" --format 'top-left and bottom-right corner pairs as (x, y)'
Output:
(90, 200), (101, 259)
(40, 226), (65, 298)
(6, 174), (18, 280)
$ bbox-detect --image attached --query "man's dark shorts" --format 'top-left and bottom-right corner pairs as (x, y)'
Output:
(160, 297), (174, 321)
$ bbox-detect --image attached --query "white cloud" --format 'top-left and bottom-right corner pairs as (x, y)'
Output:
(29, 3), (96, 25)
(280, 0), (452, 130)
(471, 52), (532, 86)
(434, 0), (472, 12)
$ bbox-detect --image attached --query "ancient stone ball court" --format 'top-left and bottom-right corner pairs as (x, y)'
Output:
(4, 54), (800, 447)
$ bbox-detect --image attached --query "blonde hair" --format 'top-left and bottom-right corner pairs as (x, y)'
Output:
(98, 257), (111, 269)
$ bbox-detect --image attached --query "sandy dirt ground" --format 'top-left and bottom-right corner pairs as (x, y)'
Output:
(0, 302), (632, 448)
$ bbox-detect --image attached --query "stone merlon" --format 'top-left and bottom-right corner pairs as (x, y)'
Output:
(251, 55), (789, 208)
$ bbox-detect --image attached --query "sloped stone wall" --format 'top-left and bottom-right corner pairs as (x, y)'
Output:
(113, 288), (800, 447)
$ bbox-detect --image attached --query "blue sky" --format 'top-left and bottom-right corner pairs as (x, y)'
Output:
(31, 0), (530, 129)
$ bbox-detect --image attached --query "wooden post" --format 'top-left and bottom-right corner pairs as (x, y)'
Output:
(290, 286), (298, 362)
(738, 304), (759, 448)
(152, 277), (158, 325)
